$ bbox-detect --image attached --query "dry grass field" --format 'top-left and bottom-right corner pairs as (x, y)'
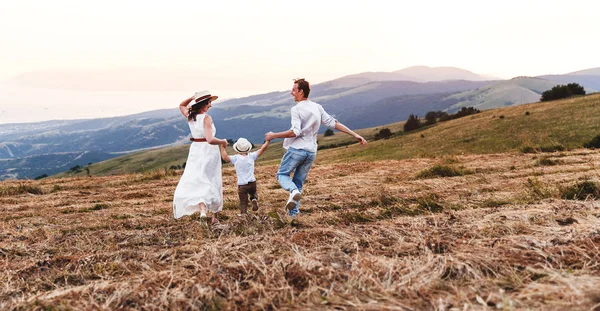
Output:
(2, 149), (600, 310)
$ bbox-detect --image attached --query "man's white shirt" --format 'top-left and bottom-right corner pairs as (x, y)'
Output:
(283, 100), (337, 153)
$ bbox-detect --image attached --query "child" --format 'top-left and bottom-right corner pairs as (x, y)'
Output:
(220, 138), (270, 215)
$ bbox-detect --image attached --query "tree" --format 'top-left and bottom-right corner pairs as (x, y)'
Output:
(324, 128), (334, 137)
(424, 111), (437, 125)
(374, 128), (392, 140)
(541, 83), (585, 102)
(567, 83), (585, 95)
(404, 114), (421, 132)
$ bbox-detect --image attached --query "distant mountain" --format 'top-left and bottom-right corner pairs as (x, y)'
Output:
(445, 77), (559, 111)
(393, 66), (489, 82)
(327, 66), (489, 89)
(566, 67), (600, 76)
(537, 77), (600, 92)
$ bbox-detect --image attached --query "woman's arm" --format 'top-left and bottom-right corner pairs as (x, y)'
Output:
(220, 145), (230, 162)
(203, 115), (228, 146)
(179, 96), (194, 118)
(255, 140), (270, 157)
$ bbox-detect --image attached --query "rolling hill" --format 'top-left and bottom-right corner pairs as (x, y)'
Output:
(444, 77), (559, 111)
(57, 93), (600, 178)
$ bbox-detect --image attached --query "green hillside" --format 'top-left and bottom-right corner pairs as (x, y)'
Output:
(326, 93), (600, 162)
(55, 93), (600, 177)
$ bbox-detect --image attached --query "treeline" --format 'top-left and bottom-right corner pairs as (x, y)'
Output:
(403, 106), (481, 132)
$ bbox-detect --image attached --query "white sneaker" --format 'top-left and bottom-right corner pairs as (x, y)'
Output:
(291, 189), (302, 201)
(286, 189), (302, 211)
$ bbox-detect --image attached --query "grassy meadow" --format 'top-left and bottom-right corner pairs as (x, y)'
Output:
(2, 94), (600, 310)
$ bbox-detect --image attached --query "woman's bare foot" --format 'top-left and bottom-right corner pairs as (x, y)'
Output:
(199, 203), (208, 219)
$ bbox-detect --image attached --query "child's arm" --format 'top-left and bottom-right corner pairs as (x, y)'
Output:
(220, 144), (230, 162)
(255, 140), (270, 157)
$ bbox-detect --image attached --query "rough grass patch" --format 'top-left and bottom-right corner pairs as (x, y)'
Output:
(416, 194), (444, 213)
(583, 135), (600, 149)
(481, 198), (512, 208)
(535, 156), (562, 166)
(0, 184), (44, 196)
(560, 181), (600, 200)
(337, 211), (373, 225)
(520, 144), (566, 154)
(523, 178), (555, 201)
(415, 165), (472, 179)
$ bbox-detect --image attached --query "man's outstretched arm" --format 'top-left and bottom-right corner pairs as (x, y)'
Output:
(334, 121), (367, 145)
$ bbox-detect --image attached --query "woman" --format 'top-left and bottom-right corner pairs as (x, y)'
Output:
(173, 90), (228, 221)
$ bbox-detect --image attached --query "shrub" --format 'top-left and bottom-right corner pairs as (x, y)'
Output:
(584, 135), (600, 148)
(403, 114), (421, 132)
(324, 129), (334, 137)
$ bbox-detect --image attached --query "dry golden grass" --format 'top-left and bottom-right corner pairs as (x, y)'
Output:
(2, 149), (600, 310)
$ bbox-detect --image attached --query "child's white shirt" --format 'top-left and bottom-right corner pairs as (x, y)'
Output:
(229, 152), (259, 185)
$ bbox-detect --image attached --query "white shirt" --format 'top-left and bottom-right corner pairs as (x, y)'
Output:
(229, 152), (259, 185)
(283, 100), (337, 153)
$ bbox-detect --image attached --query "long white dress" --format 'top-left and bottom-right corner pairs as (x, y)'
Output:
(173, 114), (223, 219)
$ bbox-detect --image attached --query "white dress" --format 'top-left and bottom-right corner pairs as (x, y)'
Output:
(173, 114), (223, 219)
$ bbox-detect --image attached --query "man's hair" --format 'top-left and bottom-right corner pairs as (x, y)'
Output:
(294, 78), (310, 98)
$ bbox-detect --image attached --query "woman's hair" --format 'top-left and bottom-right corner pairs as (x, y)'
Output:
(187, 99), (211, 121)
(294, 78), (310, 98)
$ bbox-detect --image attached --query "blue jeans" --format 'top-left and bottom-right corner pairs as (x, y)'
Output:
(276, 148), (316, 216)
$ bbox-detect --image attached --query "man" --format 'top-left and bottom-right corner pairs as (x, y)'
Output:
(265, 78), (367, 219)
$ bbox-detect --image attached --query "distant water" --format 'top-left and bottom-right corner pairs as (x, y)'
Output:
(0, 84), (255, 124)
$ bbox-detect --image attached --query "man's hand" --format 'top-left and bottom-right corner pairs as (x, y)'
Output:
(355, 135), (367, 145)
(265, 131), (275, 141)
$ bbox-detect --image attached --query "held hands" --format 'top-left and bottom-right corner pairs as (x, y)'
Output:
(265, 131), (275, 142)
(222, 139), (228, 147)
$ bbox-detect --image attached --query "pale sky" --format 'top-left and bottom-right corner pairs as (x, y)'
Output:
(0, 0), (598, 124)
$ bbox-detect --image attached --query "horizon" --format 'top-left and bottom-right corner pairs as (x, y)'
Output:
(1, 0), (598, 124)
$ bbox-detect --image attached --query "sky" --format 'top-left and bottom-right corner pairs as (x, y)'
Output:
(0, 0), (598, 124)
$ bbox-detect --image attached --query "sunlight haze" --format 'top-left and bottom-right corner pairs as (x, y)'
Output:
(0, 0), (598, 123)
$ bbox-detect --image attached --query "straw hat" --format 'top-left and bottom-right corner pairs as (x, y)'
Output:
(187, 90), (218, 108)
